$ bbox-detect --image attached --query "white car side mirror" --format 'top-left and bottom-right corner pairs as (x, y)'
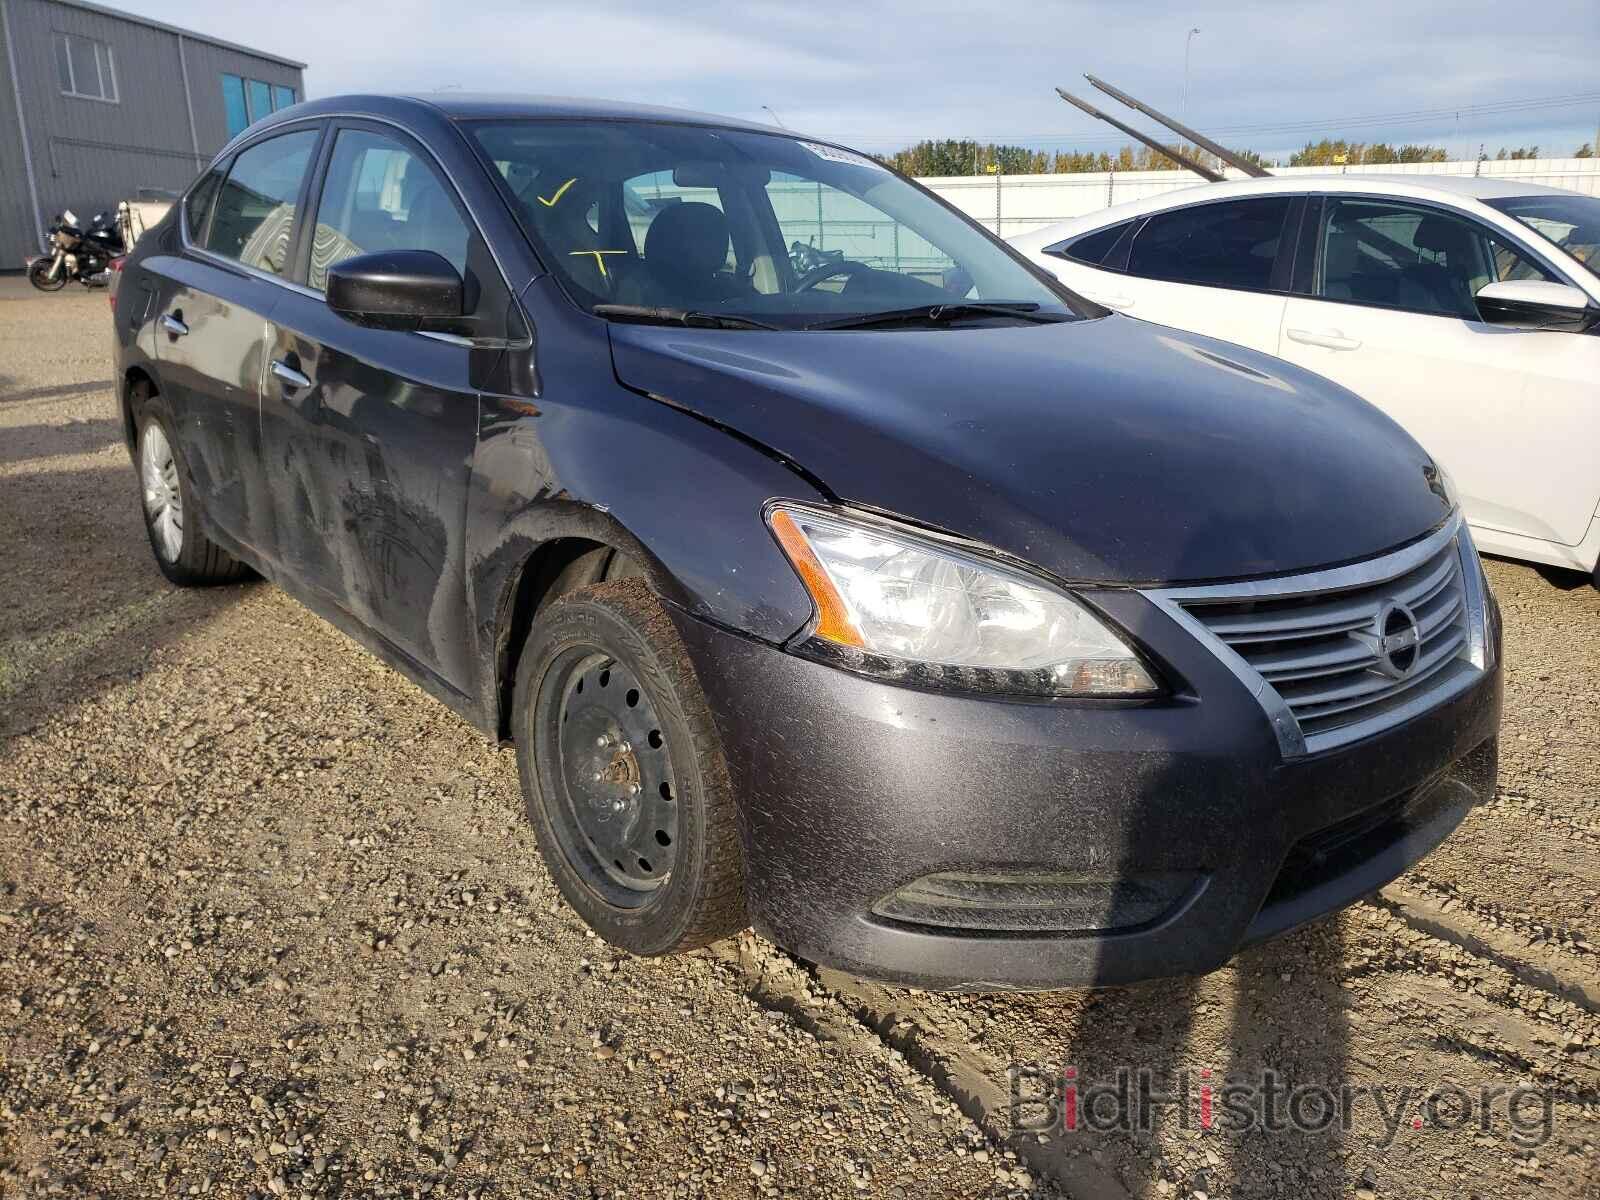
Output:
(1474, 279), (1598, 332)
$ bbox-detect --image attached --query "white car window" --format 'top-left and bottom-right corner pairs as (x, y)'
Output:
(1317, 198), (1555, 320)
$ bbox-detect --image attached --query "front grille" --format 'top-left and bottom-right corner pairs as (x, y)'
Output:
(1147, 517), (1489, 757)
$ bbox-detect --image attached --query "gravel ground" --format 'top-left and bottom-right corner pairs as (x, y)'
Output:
(1, 277), (1596, 1199)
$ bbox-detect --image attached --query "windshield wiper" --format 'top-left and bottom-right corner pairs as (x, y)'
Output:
(592, 304), (779, 331)
(804, 302), (1069, 331)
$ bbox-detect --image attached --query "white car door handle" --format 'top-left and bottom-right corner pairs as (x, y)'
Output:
(1090, 294), (1135, 310)
(1286, 327), (1361, 351)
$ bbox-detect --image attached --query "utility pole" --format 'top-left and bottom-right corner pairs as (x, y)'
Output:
(761, 105), (788, 129)
(1182, 28), (1201, 152)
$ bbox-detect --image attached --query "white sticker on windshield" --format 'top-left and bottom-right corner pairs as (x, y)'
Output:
(801, 142), (885, 171)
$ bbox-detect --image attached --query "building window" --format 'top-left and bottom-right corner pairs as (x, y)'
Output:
(222, 73), (298, 138)
(55, 32), (118, 102)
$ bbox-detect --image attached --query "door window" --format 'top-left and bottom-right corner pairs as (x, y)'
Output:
(1126, 198), (1293, 290)
(1317, 198), (1557, 319)
(308, 129), (472, 294)
(204, 128), (319, 275)
(183, 166), (224, 242)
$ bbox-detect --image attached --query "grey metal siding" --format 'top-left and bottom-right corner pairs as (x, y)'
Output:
(0, 5), (41, 265)
(181, 36), (301, 157)
(0, 0), (303, 263)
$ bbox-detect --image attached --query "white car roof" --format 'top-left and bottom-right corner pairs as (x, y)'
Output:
(1007, 173), (1583, 249)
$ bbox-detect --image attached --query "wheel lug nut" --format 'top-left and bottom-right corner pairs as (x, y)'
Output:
(629, 784), (640, 796)
(595, 735), (610, 748)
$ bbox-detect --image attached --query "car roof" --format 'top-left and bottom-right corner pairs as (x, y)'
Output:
(1007, 172), (1585, 245)
(277, 91), (786, 135)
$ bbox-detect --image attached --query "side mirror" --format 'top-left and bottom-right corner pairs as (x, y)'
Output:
(327, 250), (463, 333)
(1474, 279), (1598, 333)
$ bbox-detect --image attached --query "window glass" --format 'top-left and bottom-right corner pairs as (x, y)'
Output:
(1319, 198), (1555, 319)
(246, 79), (273, 124)
(222, 74), (248, 138)
(1048, 221), (1129, 267)
(183, 167), (223, 241)
(57, 33), (115, 101)
(53, 34), (72, 92)
(763, 170), (959, 295)
(205, 129), (317, 275)
(470, 120), (1065, 326)
(308, 129), (471, 294)
(272, 85), (296, 112)
(1484, 194), (1600, 284)
(1126, 198), (1292, 290)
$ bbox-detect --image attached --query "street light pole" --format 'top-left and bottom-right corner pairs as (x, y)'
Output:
(1182, 27), (1201, 153)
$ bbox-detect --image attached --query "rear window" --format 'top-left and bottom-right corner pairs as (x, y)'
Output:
(1046, 220), (1132, 267)
(1126, 197), (1294, 291)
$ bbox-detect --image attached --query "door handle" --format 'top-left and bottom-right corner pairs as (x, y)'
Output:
(1090, 294), (1135, 310)
(270, 359), (312, 390)
(1286, 327), (1361, 351)
(160, 313), (189, 337)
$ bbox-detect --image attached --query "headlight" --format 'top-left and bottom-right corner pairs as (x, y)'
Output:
(767, 505), (1160, 697)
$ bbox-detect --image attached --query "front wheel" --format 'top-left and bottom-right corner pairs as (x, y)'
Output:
(513, 579), (747, 956)
(27, 257), (67, 292)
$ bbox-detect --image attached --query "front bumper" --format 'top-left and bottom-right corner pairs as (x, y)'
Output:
(671, 586), (1502, 992)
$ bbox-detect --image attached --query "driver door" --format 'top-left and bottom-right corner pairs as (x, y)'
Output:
(1277, 196), (1599, 550)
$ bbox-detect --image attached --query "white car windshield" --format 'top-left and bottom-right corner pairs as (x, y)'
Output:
(468, 120), (1076, 329)
(1484, 194), (1600, 284)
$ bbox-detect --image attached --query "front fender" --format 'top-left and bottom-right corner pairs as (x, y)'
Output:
(465, 376), (826, 730)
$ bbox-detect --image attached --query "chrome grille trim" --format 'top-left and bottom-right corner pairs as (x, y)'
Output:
(1145, 513), (1489, 759)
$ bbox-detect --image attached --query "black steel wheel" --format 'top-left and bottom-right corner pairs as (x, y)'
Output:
(547, 650), (680, 901)
(513, 578), (746, 955)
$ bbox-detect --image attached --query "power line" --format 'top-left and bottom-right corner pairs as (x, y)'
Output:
(829, 89), (1600, 149)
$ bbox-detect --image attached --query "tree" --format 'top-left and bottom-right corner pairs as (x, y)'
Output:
(1575, 143), (1594, 159)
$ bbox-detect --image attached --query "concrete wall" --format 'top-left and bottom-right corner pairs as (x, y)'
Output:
(919, 158), (1600, 239)
(0, 0), (302, 264)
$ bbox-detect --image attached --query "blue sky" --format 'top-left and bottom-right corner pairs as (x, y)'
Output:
(123, 0), (1600, 161)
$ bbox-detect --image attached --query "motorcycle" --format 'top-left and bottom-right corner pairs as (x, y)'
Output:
(28, 209), (126, 292)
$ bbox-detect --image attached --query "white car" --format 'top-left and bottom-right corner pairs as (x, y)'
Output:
(1009, 176), (1600, 578)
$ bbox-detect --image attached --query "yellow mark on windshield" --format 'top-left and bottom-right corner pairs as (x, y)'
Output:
(568, 249), (628, 278)
(536, 178), (577, 207)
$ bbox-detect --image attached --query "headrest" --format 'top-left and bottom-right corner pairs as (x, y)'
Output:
(1412, 215), (1472, 257)
(644, 201), (729, 280)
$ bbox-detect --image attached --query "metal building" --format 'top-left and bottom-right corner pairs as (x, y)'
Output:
(0, 0), (304, 265)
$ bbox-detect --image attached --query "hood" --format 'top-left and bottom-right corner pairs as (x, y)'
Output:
(608, 315), (1452, 585)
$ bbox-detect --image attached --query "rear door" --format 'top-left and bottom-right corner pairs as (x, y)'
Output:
(261, 120), (517, 693)
(1277, 195), (1599, 550)
(1045, 197), (1300, 355)
(148, 125), (322, 554)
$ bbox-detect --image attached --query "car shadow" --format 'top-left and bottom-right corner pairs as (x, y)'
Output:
(0, 458), (252, 738)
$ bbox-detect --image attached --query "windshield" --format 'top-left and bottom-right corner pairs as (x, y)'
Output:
(468, 120), (1077, 328)
(1484, 193), (1600, 284)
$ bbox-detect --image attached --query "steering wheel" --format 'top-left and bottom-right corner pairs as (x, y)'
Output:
(793, 259), (873, 292)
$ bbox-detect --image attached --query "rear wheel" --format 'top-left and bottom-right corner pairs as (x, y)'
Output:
(513, 578), (746, 955)
(28, 257), (67, 292)
(136, 410), (247, 585)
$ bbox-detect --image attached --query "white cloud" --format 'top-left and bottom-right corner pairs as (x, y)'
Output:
(118, 0), (1600, 157)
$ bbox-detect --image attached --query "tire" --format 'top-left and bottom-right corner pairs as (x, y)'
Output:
(134, 409), (247, 586)
(513, 578), (746, 956)
(27, 257), (67, 292)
